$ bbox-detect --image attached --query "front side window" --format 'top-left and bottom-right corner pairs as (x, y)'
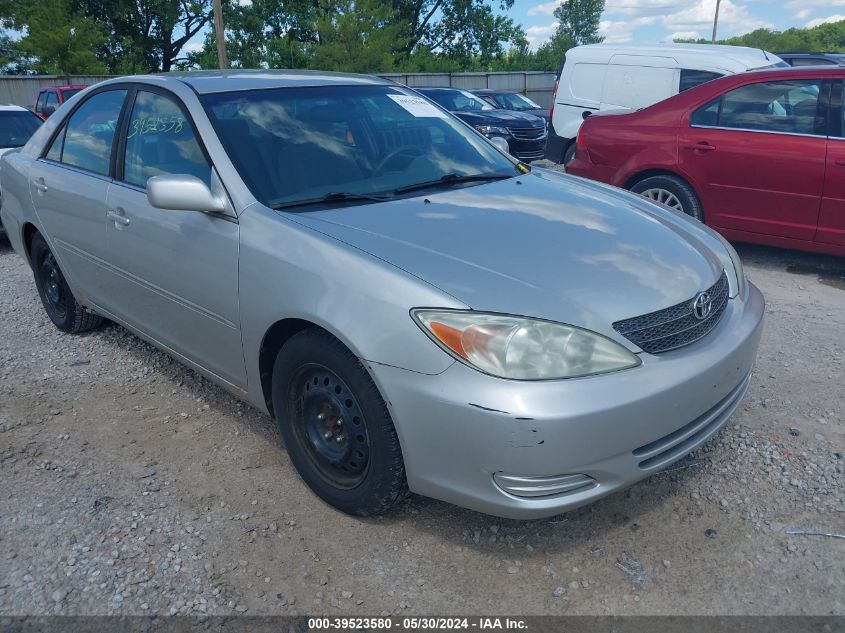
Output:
(690, 80), (823, 136)
(790, 58), (836, 67)
(496, 93), (542, 111)
(202, 85), (518, 208)
(60, 88), (83, 102)
(123, 90), (211, 188)
(679, 69), (722, 93)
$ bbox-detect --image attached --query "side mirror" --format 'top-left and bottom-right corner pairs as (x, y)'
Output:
(147, 174), (226, 214)
(42, 105), (56, 117)
(582, 110), (592, 121)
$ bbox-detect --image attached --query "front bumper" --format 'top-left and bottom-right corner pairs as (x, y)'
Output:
(371, 282), (764, 519)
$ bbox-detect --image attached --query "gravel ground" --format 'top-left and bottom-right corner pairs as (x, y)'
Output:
(0, 230), (843, 617)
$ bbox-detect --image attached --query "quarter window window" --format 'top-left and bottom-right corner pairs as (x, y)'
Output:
(690, 80), (823, 136)
(57, 89), (127, 175)
(36, 91), (48, 113)
(123, 91), (211, 188)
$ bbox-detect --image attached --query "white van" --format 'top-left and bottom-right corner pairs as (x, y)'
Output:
(547, 43), (785, 163)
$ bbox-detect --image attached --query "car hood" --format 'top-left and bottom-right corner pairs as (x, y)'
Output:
(286, 170), (726, 343)
(452, 109), (544, 127)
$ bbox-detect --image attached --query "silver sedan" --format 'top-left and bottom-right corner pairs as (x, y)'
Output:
(0, 71), (763, 518)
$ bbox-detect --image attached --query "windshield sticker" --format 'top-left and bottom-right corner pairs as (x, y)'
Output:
(127, 115), (185, 138)
(387, 94), (448, 118)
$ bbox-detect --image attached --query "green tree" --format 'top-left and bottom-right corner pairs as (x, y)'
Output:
(675, 20), (845, 53)
(532, 0), (604, 71)
(0, 33), (29, 74)
(0, 0), (108, 74)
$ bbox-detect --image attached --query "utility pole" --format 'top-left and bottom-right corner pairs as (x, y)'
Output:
(711, 0), (722, 43)
(213, 0), (228, 70)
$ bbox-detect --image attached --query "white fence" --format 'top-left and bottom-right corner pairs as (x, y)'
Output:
(0, 71), (557, 109)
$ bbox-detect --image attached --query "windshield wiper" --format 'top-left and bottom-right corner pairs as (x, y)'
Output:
(271, 190), (394, 210)
(392, 172), (514, 195)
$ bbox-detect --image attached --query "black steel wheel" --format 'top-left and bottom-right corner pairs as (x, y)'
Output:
(30, 232), (103, 333)
(272, 329), (407, 516)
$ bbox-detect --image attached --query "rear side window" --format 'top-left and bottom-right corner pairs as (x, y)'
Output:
(790, 58), (836, 67)
(49, 89), (127, 175)
(690, 80), (824, 136)
(122, 90), (211, 188)
(679, 70), (722, 93)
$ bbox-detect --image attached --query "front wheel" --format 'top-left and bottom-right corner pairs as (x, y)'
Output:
(271, 329), (408, 516)
(630, 175), (703, 221)
(31, 233), (103, 333)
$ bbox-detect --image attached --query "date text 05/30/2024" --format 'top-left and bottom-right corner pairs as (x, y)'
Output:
(308, 617), (529, 630)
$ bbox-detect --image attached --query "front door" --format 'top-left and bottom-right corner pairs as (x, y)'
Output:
(99, 88), (246, 388)
(681, 78), (828, 241)
(29, 89), (128, 306)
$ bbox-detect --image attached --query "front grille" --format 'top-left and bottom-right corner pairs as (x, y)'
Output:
(613, 271), (729, 354)
(513, 149), (546, 162)
(508, 126), (546, 141)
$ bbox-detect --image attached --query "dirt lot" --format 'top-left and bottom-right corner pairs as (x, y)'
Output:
(0, 234), (843, 617)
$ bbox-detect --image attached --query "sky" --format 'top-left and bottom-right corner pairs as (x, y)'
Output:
(515, 0), (845, 49)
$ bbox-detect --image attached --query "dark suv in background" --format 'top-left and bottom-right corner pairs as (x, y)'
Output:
(415, 87), (547, 162)
(776, 52), (845, 67)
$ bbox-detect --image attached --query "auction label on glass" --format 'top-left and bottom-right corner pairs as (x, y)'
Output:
(388, 94), (449, 118)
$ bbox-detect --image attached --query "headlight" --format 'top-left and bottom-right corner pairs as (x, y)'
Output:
(475, 125), (509, 136)
(412, 310), (641, 380)
(712, 232), (747, 298)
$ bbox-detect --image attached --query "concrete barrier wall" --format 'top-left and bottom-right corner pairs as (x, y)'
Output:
(0, 71), (557, 109)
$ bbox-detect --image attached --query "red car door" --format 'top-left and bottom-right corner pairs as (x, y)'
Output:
(817, 80), (845, 246)
(679, 78), (828, 242)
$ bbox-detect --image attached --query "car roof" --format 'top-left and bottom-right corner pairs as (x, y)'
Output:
(473, 89), (519, 95)
(0, 104), (30, 112)
(115, 70), (395, 95)
(568, 43), (780, 70)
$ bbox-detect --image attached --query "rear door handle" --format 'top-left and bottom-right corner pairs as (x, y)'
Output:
(34, 177), (48, 194)
(835, 159), (845, 167)
(107, 208), (130, 227)
(683, 142), (716, 152)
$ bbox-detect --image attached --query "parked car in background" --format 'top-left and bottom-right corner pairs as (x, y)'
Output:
(0, 105), (43, 235)
(415, 87), (547, 162)
(567, 66), (845, 256)
(32, 85), (87, 120)
(777, 52), (845, 67)
(472, 89), (550, 124)
(0, 71), (762, 518)
(548, 44), (786, 165)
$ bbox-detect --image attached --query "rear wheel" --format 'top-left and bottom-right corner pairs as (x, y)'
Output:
(630, 174), (703, 221)
(271, 329), (408, 516)
(31, 233), (103, 333)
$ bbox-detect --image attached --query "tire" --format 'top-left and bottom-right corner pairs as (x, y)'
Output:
(30, 233), (103, 334)
(271, 329), (408, 516)
(630, 174), (703, 221)
(562, 142), (576, 165)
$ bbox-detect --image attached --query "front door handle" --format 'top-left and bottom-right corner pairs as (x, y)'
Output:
(107, 208), (130, 227)
(34, 177), (48, 194)
(683, 142), (716, 152)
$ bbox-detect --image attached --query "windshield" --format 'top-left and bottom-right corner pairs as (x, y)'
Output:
(0, 111), (42, 148)
(496, 93), (542, 111)
(202, 85), (518, 209)
(421, 89), (494, 112)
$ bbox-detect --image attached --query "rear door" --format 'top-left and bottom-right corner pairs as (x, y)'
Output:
(817, 80), (845, 246)
(29, 88), (128, 304)
(100, 87), (245, 387)
(679, 78), (828, 240)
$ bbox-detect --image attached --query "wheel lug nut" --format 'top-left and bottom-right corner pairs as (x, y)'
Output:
(336, 420), (342, 426)
(335, 436), (344, 443)
(323, 431), (332, 439)
(317, 413), (326, 421)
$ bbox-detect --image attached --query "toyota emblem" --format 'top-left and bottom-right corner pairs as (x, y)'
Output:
(692, 291), (713, 320)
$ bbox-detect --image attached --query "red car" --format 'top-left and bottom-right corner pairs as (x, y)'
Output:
(32, 85), (87, 120)
(567, 67), (845, 256)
